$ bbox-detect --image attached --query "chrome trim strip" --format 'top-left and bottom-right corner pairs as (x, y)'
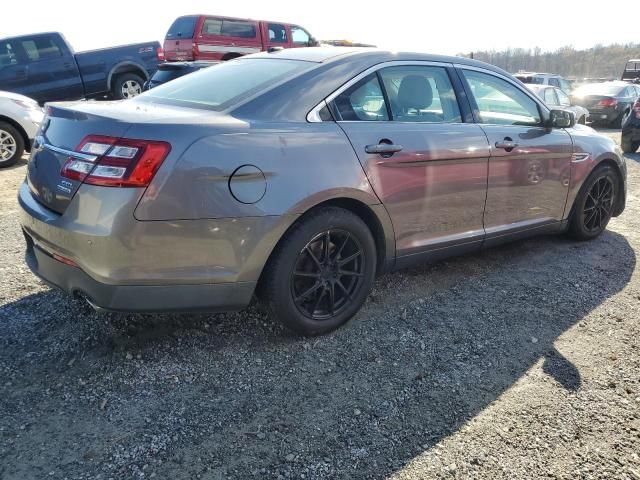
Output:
(43, 143), (98, 162)
(306, 60), (454, 123)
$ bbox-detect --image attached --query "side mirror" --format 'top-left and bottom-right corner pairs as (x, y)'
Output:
(307, 37), (319, 47)
(548, 109), (575, 129)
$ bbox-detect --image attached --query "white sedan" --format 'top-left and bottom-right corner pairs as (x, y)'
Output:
(526, 84), (589, 125)
(0, 91), (44, 167)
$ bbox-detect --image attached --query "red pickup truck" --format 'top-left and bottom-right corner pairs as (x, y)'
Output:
(163, 15), (318, 62)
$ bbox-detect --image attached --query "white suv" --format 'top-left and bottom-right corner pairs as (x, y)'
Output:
(0, 91), (43, 167)
(514, 72), (572, 94)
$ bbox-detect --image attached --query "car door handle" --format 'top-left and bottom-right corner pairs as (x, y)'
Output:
(365, 143), (403, 155)
(494, 138), (519, 151)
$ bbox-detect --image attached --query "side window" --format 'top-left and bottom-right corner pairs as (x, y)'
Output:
(0, 41), (19, 67)
(203, 19), (256, 38)
(543, 87), (558, 106)
(20, 37), (62, 62)
(548, 78), (561, 88)
(556, 88), (571, 106)
(462, 70), (541, 126)
(268, 24), (288, 43)
(559, 79), (571, 93)
(291, 26), (310, 45)
(378, 66), (461, 123)
(331, 74), (388, 121)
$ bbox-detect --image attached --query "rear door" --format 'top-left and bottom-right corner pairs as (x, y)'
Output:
(164, 15), (199, 61)
(458, 68), (572, 239)
(265, 23), (291, 49)
(14, 34), (82, 103)
(330, 63), (490, 260)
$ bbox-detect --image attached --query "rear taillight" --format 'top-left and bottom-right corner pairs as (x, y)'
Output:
(597, 98), (618, 107)
(633, 99), (640, 119)
(157, 47), (165, 61)
(61, 135), (171, 187)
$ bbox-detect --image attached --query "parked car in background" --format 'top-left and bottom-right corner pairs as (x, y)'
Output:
(571, 81), (640, 127)
(621, 96), (640, 153)
(144, 61), (218, 90)
(18, 48), (626, 335)
(0, 32), (161, 104)
(163, 15), (318, 61)
(526, 84), (589, 124)
(514, 72), (572, 93)
(0, 90), (43, 167)
(621, 59), (640, 83)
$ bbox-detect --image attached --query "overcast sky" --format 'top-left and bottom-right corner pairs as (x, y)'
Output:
(3, 1), (635, 55)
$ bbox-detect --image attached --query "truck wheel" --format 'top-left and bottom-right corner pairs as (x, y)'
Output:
(0, 122), (25, 168)
(113, 73), (144, 100)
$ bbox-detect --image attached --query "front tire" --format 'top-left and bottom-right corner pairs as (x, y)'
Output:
(621, 135), (639, 154)
(261, 207), (377, 335)
(0, 122), (25, 168)
(568, 165), (618, 240)
(112, 73), (144, 100)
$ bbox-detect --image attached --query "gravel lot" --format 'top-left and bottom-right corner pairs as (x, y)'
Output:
(1, 130), (639, 480)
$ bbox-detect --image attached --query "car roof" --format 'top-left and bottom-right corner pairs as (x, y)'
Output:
(514, 72), (559, 77)
(246, 47), (511, 75)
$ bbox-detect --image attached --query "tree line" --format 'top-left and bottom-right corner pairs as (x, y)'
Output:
(463, 44), (640, 79)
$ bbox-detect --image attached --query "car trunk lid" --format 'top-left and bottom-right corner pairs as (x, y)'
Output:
(27, 103), (133, 214)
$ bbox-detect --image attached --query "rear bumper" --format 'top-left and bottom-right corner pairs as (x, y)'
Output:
(587, 109), (617, 123)
(24, 235), (255, 313)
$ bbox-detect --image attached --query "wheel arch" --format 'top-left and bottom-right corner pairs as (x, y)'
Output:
(0, 115), (30, 153)
(107, 62), (149, 90)
(568, 157), (625, 220)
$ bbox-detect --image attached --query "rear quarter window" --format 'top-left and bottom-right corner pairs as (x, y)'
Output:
(203, 18), (257, 38)
(166, 16), (198, 39)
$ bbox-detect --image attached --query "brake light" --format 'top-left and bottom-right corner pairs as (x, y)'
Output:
(597, 98), (618, 107)
(61, 135), (171, 187)
(157, 47), (165, 61)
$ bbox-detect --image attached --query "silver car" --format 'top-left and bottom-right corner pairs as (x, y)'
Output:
(0, 90), (43, 167)
(19, 48), (627, 335)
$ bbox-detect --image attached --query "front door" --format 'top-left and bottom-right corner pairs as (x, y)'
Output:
(459, 68), (572, 237)
(331, 65), (491, 261)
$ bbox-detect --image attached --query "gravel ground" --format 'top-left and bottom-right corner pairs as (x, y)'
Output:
(1, 130), (639, 480)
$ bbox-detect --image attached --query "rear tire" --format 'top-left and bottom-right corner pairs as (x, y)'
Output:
(0, 122), (25, 168)
(261, 207), (377, 335)
(568, 165), (618, 240)
(112, 73), (144, 100)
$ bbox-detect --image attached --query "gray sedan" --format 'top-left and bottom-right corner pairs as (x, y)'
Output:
(19, 48), (627, 335)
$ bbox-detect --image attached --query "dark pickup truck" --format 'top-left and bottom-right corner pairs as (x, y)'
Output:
(0, 32), (161, 104)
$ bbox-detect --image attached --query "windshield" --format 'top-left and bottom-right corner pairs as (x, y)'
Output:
(573, 83), (624, 97)
(140, 59), (312, 111)
(166, 16), (198, 39)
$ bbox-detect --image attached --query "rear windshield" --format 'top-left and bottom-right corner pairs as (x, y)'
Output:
(150, 69), (192, 84)
(166, 16), (198, 39)
(139, 58), (312, 111)
(573, 83), (624, 96)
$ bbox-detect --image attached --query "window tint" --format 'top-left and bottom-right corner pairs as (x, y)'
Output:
(556, 88), (571, 106)
(166, 16), (198, 39)
(548, 78), (560, 88)
(0, 41), (18, 67)
(291, 26), (310, 45)
(20, 37), (61, 62)
(332, 74), (388, 121)
(268, 24), (288, 43)
(143, 58), (309, 110)
(203, 18), (256, 38)
(379, 66), (461, 122)
(543, 87), (558, 106)
(462, 70), (541, 126)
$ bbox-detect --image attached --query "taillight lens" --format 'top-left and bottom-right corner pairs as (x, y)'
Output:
(157, 47), (165, 61)
(597, 98), (618, 107)
(61, 135), (171, 187)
